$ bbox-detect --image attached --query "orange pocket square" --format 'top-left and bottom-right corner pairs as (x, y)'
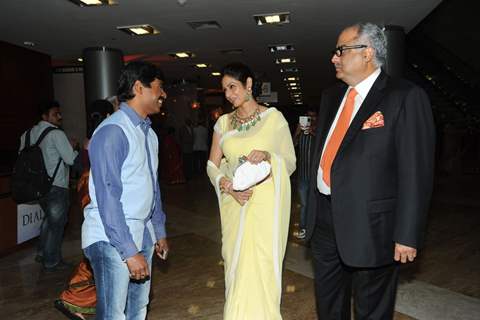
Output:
(362, 111), (384, 130)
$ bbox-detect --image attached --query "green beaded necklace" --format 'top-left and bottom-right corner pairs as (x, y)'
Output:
(231, 106), (262, 132)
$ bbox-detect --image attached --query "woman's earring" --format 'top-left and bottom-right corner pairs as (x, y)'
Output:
(245, 88), (252, 102)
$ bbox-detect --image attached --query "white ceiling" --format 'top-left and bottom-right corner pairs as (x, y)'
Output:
(0, 0), (442, 105)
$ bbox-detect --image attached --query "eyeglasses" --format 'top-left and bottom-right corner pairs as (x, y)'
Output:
(331, 45), (368, 57)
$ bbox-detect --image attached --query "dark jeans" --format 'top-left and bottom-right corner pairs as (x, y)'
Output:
(310, 194), (398, 320)
(38, 186), (70, 268)
(297, 177), (309, 229)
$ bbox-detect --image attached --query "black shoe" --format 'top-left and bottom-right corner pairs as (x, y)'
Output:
(43, 260), (73, 273)
(54, 299), (85, 320)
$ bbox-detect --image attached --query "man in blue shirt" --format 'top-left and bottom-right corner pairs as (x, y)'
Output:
(82, 61), (168, 320)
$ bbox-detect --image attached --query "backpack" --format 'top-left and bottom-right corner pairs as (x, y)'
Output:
(11, 127), (62, 204)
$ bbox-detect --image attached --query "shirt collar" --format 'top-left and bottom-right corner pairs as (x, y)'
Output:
(352, 68), (381, 100)
(120, 102), (151, 128)
(39, 120), (58, 128)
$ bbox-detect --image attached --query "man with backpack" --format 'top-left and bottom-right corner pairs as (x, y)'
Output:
(18, 100), (78, 272)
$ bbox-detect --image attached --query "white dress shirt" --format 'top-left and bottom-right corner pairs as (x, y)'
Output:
(317, 68), (381, 195)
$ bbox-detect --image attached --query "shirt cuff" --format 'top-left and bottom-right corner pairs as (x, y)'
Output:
(117, 240), (139, 261)
(154, 224), (167, 241)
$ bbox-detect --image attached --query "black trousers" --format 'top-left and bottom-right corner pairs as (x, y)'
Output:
(310, 194), (398, 320)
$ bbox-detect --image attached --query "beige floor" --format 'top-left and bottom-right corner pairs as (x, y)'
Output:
(1, 172), (478, 319)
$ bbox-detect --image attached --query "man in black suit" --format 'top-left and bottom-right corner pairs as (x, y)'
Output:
(305, 23), (435, 319)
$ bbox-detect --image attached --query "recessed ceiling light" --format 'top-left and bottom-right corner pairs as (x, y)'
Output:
(269, 44), (294, 53)
(211, 72), (221, 76)
(23, 41), (35, 47)
(287, 82), (298, 86)
(196, 64), (208, 68)
(117, 24), (159, 36)
(285, 77), (299, 81)
(169, 52), (195, 58)
(253, 12), (290, 26)
(276, 58), (296, 64)
(289, 86), (299, 90)
(68, 0), (117, 7)
(280, 67), (299, 73)
(77, 58), (83, 62)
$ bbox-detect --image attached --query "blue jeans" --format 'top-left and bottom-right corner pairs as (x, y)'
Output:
(84, 241), (154, 320)
(297, 178), (310, 229)
(38, 186), (70, 268)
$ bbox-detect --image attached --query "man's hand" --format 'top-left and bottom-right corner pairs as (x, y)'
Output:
(155, 238), (169, 260)
(394, 243), (417, 263)
(126, 253), (149, 280)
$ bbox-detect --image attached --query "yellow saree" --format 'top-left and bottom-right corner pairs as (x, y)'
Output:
(207, 108), (296, 320)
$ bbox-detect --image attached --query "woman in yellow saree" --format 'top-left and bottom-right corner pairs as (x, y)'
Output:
(207, 63), (296, 320)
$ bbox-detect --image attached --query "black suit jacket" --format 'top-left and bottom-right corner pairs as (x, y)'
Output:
(305, 71), (435, 267)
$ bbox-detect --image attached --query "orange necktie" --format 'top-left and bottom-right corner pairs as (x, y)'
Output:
(320, 88), (358, 187)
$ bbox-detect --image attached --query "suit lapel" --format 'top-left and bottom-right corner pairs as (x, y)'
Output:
(335, 71), (389, 158)
(312, 84), (347, 166)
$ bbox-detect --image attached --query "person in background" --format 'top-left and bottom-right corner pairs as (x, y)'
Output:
(192, 118), (209, 176)
(161, 127), (186, 184)
(293, 108), (317, 240)
(19, 100), (78, 272)
(179, 118), (194, 180)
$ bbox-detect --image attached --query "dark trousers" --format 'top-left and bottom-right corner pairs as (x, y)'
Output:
(310, 194), (398, 320)
(193, 150), (207, 175)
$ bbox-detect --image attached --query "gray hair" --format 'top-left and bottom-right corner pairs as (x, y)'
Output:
(353, 22), (387, 68)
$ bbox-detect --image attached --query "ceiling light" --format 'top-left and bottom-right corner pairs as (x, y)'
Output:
(196, 64), (208, 68)
(81, 0), (102, 4)
(276, 58), (296, 64)
(265, 15), (280, 23)
(23, 41), (35, 47)
(280, 67), (299, 73)
(269, 44), (294, 53)
(77, 58), (83, 62)
(285, 77), (299, 81)
(289, 86), (299, 90)
(117, 24), (159, 36)
(254, 12), (290, 26)
(288, 82), (298, 86)
(68, 0), (117, 7)
(169, 52), (195, 58)
(211, 72), (221, 76)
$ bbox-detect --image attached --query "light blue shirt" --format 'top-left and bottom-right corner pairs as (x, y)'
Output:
(82, 103), (166, 260)
(19, 121), (78, 188)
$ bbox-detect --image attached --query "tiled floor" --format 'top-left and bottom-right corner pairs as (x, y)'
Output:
(0, 172), (478, 319)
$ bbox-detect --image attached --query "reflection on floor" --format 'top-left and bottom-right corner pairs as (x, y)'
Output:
(0, 173), (478, 319)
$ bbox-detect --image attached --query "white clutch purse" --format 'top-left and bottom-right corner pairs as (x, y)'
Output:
(232, 160), (271, 191)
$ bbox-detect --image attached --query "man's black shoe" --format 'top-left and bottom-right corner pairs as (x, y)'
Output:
(43, 260), (73, 273)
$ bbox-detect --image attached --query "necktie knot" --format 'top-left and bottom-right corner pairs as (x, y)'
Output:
(347, 88), (358, 100)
